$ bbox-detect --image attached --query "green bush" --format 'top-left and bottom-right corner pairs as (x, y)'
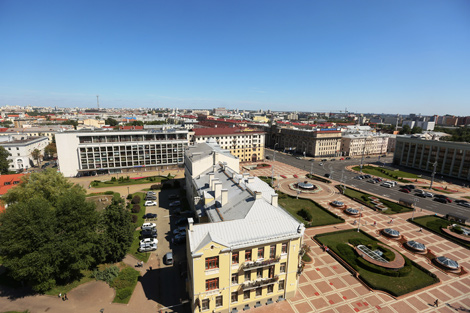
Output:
(297, 209), (312, 221)
(132, 204), (140, 213)
(453, 225), (464, 234)
(93, 265), (120, 284)
(115, 287), (133, 301)
(105, 191), (114, 195)
(150, 184), (161, 190)
(131, 215), (138, 223)
(127, 194), (133, 200)
(131, 195), (141, 204)
(348, 238), (372, 247)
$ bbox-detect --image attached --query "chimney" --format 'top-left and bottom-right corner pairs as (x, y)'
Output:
(255, 191), (262, 200)
(214, 182), (222, 199)
(247, 177), (254, 184)
(221, 189), (228, 206)
(211, 178), (219, 191)
(188, 218), (194, 231)
(208, 173), (214, 187)
(271, 194), (278, 207)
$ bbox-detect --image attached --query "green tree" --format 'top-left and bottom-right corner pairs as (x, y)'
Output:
(0, 146), (12, 174)
(105, 117), (119, 126)
(411, 126), (422, 134)
(99, 198), (134, 263)
(125, 120), (144, 127)
(44, 143), (57, 159)
(399, 124), (411, 134)
(0, 170), (102, 292)
(31, 148), (41, 166)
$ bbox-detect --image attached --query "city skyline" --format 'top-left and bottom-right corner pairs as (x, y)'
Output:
(1, 0), (469, 115)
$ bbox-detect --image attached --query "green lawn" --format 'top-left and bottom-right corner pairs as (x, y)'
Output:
(352, 165), (417, 182)
(316, 230), (439, 296)
(278, 193), (344, 227)
(410, 215), (470, 249)
(129, 192), (152, 262)
(91, 175), (173, 188)
(341, 186), (413, 214)
(44, 270), (94, 296)
(258, 176), (275, 187)
(111, 266), (140, 304)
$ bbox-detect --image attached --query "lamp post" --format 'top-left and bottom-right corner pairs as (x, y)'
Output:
(310, 162), (314, 175)
(412, 198), (419, 220)
(359, 135), (371, 173)
(357, 206), (363, 232)
(273, 143), (279, 162)
(429, 160), (438, 191)
(127, 186), (130, 197)
(271, 166), (275, 187)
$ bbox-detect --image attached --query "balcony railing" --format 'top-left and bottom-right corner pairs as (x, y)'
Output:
(240, 276), (279, 291)
(241, 256), (280, 271)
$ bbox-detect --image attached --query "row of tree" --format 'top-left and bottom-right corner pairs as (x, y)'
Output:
(435, 126), (470, 143)
(0, 170), (134, 292)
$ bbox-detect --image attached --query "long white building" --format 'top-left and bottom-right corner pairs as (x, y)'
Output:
(0, 135), (49, 172)
(56, 128), (189, 177)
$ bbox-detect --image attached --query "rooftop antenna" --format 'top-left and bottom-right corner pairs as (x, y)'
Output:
(96, 95), (100, 110)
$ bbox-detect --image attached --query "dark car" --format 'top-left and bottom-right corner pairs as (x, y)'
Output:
(433, 198), (449, 204)
(168, 194), (180, 200)
(434, 195), (452, 202)
(455, 200), (468, 204)
(145, 196), (157, 201)
(321, 159), (328, 162)
(141, 229), (157, 238)
(324, 173), (331, 178)
(143, 213), (157, 219)
(399, 188), (411, 193)
(345, 157), (351, 160)
(175, 217), (188, 226)
(405, 185), (416, 190)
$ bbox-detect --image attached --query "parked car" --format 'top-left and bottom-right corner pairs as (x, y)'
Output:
(139, 243), (157, 252)
(295, 157), (303, 160)
(345, 157), (351, 160)
(309, 159), (315, 162)
(163, 252), (174, 265)
(168, 194), (180, 200)
(319, 162), (323, 166)
(142, 222), (156, 231)
(365, 156), (371, 158)
(455, 199), (468, 204)
(423, 192), (433, 197)
(143, 213), (157, 219)
(340, 157), (344, 160)
(399, 188), (411, 193)
(173, 227), (186, 235)
(367, 179), (377, 184)
(141, 229), (157, 238)
(458, 202), (470, 208)
(173, 235), (186, 245)
(363, 175), (371, 179)
(140, 238), (158, 246)
(321, 159), (328, 162)
(145, 196), (157, 200)
(175, 217), (188, 226)
(405, 185), (416, 190)
(381, 183), (392, 188)
(434, 195), (452, 203)
(324, 173), (331, 178)
(147, 191), (156, 196)
(145, 201), (158, 206)
(169, 200), (181, 207)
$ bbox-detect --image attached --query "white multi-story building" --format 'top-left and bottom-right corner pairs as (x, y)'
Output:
(55, 128), (190, 177)
(340, 133), (389, 157)
(0, 135), (49, 172)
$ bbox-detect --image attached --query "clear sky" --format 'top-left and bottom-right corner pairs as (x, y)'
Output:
(1, 0), (469, 115)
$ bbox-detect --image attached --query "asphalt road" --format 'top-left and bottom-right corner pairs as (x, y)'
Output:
(267, 149), (470, 220)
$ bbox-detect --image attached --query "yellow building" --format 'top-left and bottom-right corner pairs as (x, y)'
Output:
(185, 141), (305, 313)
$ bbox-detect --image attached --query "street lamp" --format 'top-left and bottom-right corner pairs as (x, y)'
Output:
(127, 186), (130, 197)
(357, 206), (363, 232)
(412, 198), (419, 220)
(359, 135), (372, 173)
(429, 160), (438, 191)
(273, 143), (279, 162)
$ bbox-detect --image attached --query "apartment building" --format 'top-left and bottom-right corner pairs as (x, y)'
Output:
(55, 128), (189, 177)
(341, 134), (389, 157)
(192, 128), (265, 162)
(185, 140), (305, 313)
(0, 125), (74, 142)
(393, 136), (470, 181)
(0, 136), (49, 172)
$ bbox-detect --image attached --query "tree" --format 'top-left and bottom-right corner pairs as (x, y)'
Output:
(0, 146), (12, 174)
(105, 117), (118, 126)
(31, 149), (41, 166)
(0, 170), (102, 292)
(411, 126), (422, 134)
(99, 198), (134, 263)
(399, 124), (411, 135)
(44, 143), (57, 159)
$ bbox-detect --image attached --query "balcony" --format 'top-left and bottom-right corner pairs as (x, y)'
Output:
(241, 256), (280, 271)
(240, 276), (279, 291)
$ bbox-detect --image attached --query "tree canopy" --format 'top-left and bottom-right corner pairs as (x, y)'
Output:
(0, 170), (133, 292)
(105, 117), (119, 126)
(0, 146), (12, 174)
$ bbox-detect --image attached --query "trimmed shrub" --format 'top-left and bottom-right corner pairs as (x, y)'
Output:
(132, 204), (140, 213)
(93, 265), (120, 284)
(131, 215), (138, 223)
(297, 209), (312, 221)
(115, 287), (133, 301)
(127, 194), (133, 200)
(131, 195), (141, 204)
(150, 184), (162, 190)
(105, 191), (114, 195)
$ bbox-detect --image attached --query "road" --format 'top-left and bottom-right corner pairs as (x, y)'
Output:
(267, 149), (470, 220)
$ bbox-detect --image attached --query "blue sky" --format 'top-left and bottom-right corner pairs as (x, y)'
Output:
(0, 0), (469, 115)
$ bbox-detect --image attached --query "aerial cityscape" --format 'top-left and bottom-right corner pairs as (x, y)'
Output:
(1, 1), (469, 313)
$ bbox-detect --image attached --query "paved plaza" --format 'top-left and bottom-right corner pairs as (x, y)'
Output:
(1, 163), (469, 312)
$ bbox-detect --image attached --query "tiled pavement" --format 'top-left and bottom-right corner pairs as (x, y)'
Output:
(243, 161), (470, 313)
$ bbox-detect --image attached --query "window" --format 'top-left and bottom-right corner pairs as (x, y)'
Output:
(258, 247), (264, 259)
(205, 278), (219, 291)
(256, 287), (262, 296)
(215, 295), (223, 307)
(281, 243), (287, 254)
(280, 263), (286, 273)
(202, 299), (209, 310)
(244, 290), (250, 300)
(267, 285), (274, 294)
(244, 271), (251, 282)
(256, 268), (263, 279)
(270, 245), (276, 258)
(232, 273), (238, 285)
(279, 280), (285, 290)
(245, 249), (252, 261)
(232, 252), (239, 264)
(231, 292), (238, 303)
(205, 256), (219, 270)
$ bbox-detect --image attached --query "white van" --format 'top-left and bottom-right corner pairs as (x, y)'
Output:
(139, 243), (157, 252)
(385, 181), (397, 187)
(381, 182), (392, 188)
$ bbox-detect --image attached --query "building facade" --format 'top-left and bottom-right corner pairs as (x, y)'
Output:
(185, 141), (305, 313)
(55, 128), (189, 177)
(340, 134), (389, 157)
(192, 128), (265, 162)
(0, 136), (49, 172)
(393, 136), (470, 181)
